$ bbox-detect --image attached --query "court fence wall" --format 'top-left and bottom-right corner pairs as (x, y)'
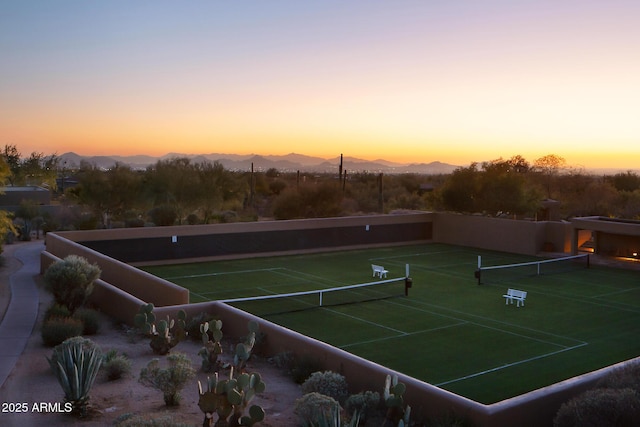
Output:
(54, 213), (433, 264)
(40, 213), (605, 426)
(432, 213), (572, 255)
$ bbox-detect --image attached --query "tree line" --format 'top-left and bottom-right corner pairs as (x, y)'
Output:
(1, 145), (639, 239)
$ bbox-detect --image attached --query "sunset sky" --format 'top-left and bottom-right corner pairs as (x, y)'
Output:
(1, 1), (639, 170)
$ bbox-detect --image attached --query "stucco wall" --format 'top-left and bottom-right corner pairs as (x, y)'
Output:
(433, 213), (571, 255)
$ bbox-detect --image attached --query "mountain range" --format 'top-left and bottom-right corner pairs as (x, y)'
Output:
(58, 152), (460, 175)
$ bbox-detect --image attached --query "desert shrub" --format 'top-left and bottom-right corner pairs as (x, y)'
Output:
(291, 355), (323, 384)
(47, 336), (102, 416)
(294, 392), (341, 426)
(271, 351), (295, 370)
(139, 352), (195, 406)
(102, 349), (132, 381)
(44, 303), (72, 321)
(345, 390), (381, 422)
(554, 387), (640, 427)
(271, 351), (325, 384)
(597, 362), (640, 393)
(301, 371), (349, 404)
(114, 413), (193, 427)
(44, 255), (101, 313)
(72, 307), (101, 335)
(41, 317), (84, 347)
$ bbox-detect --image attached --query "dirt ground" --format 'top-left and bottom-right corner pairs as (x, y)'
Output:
(0, 241), (303, 427)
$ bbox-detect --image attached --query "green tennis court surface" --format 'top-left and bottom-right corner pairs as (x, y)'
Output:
(142, 243), (640, 404)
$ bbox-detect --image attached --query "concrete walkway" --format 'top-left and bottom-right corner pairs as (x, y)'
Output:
(0, 241), (43, 388)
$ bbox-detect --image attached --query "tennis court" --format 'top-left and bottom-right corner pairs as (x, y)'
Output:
(142, 243), (640, 404)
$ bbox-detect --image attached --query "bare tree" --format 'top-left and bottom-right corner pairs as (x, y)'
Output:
(533, 154), (566, 198)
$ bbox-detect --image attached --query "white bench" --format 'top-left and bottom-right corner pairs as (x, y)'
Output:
(371, 264), (389, 278)
(503, 288), (527, 307)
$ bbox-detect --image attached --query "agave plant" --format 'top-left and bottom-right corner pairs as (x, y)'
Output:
(47, 336), (103, 416)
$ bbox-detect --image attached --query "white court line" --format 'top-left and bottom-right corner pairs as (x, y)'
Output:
(166, 267), (284, 280)
(189, 290), (210, 301)
(592, 287), (640, 298)
(271, 268), (343, 286)
(322, 307), (408, 335)
(369, 249), (472, 264)
(383, 298), (587, 347)
(340, 322), (468, 349)
(436, 342), (588, 387)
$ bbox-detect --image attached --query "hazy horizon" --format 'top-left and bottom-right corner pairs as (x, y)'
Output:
(2, 1), (639, 170)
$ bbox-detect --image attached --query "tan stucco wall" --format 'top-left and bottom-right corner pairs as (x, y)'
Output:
(433, 213), (571, 255)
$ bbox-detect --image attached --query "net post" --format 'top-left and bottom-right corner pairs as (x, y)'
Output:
(476, 255), (482, 285)
(404, 277), (412, 296)
(319, 291), (323, 307)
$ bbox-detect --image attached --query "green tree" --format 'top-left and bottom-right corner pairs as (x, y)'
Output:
(69, 162), (143, 227)
(14, 199), (42, 241)
(193, 160), (245, 223)
(1, 144), (21, 186)
(440, 164), (480, 212)
(614, 189), (640, 220)
(0, 146), (59, 189)
(104, 163), (145, 221)
(22, 151), (59, 189)
(477, 158), (539, 216)
(272, 182), (343, 219)
(144, 158), (200, 224)
(68, 161), (110, 227)
(0, 157), (17, 247)
(610, 171), (640, 192)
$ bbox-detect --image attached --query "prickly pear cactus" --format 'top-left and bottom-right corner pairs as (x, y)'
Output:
(234, 321), (259, 372)
(197, 368), (266, 427)
(135, 304), (187, 355)
(199, 320), (224, 372)
(134, 303), (156, 335)
(383, 374), (411, 427)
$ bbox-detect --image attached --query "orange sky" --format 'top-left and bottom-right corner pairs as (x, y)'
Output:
(1, 1), (639, 170)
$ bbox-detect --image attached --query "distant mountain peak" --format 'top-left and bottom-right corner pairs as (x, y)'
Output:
(58, 152), (460, 174)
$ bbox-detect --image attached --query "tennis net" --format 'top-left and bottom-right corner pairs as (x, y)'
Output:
(218, 277), (409, 316)
(475, 253), (589, 285)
